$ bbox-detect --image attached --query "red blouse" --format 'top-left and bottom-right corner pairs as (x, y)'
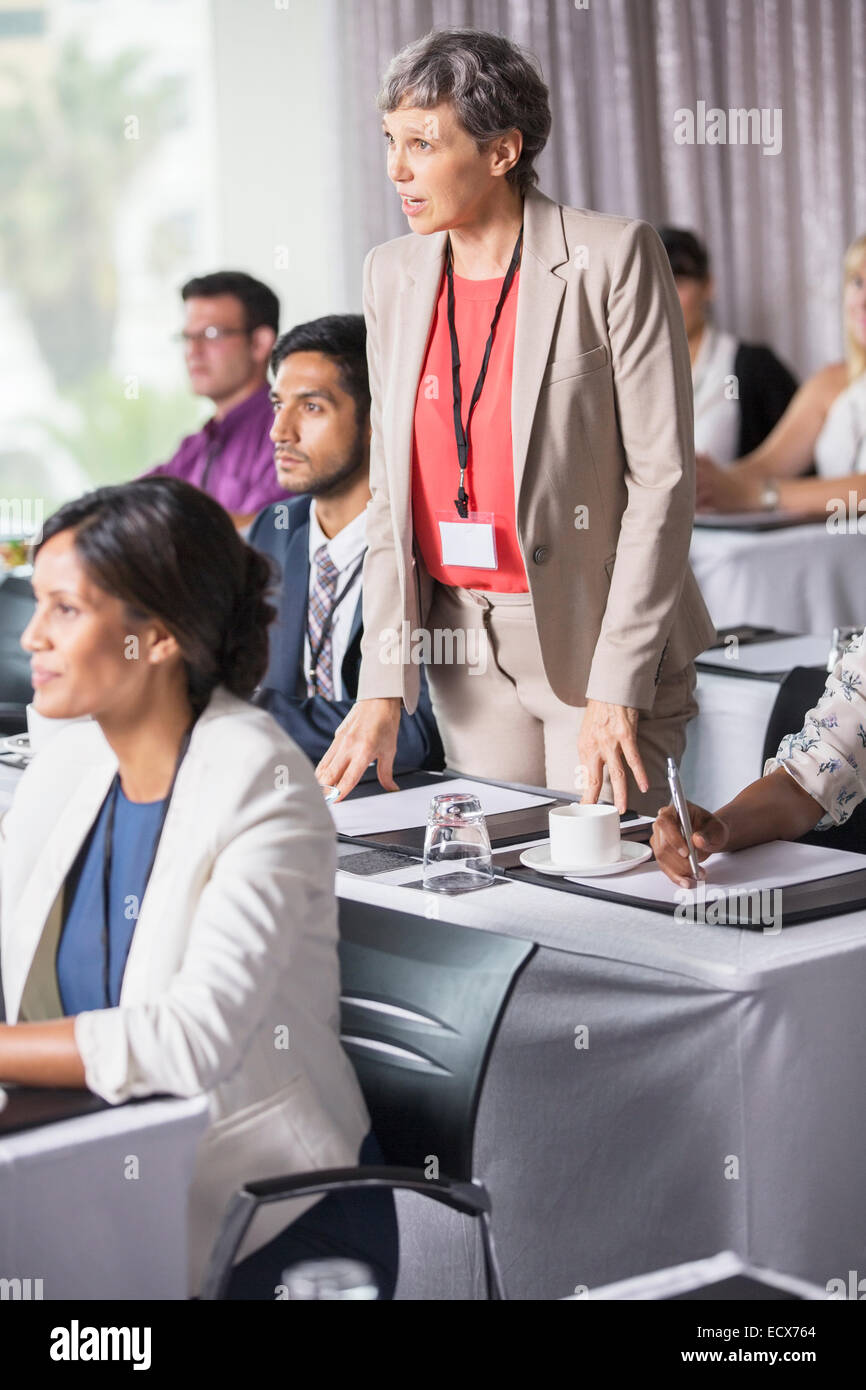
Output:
(410, 267), (528, 592)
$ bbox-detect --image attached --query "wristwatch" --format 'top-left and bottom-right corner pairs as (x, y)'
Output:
(759, 478), (780, 510)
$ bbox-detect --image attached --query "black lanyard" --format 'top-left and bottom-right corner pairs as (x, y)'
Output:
(100, 724), (194, 1008)
(306, 549), (367, 688)
(446, 225), (523, 518)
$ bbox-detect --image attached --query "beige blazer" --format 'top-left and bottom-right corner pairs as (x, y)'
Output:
(356, 184), (716, 715)
(0, 688), (369, 1294)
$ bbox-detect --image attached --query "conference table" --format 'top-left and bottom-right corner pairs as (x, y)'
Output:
(336, 836), (866, 1301)
(0, 1087), (209, 1299)
(690, 519), (866, 634)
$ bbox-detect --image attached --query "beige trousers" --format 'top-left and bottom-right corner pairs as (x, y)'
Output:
(424, 583), (699, 815)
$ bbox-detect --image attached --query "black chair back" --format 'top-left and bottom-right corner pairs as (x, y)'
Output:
(338, 898), (534, 1180)
(200, 900), (534, 1299)
(762, 665), (866, 853)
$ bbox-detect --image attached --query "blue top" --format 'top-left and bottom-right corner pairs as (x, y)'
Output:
(56, 781), (166, 1014)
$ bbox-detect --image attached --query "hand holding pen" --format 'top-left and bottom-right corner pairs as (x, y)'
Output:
(650, 758), (731, 887)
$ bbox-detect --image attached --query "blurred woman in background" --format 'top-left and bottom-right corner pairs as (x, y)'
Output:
(697, 233), (866, 518)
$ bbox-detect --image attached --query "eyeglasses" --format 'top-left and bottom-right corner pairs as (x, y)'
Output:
(172, 327), (250, 344)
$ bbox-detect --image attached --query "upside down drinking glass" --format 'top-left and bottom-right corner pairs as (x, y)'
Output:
(422, 792), (495, 894)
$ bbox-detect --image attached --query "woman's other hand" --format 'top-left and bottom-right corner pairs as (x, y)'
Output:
(316, 697), (403, 802)
(578, 700), (648, 814)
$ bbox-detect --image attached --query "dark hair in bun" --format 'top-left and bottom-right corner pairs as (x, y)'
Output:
(36, 476), (278, 714)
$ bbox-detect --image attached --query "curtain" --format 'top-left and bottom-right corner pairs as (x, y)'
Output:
(341, 0), (866, 378)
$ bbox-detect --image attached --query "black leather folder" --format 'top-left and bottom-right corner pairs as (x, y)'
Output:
(500, 862), (866, 929)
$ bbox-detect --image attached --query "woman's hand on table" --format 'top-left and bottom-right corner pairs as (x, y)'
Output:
(695, 453), (764, 512)
(651, 802), (730, 886)
(316, 697), (403, 802)
(578, 700), (648, 814)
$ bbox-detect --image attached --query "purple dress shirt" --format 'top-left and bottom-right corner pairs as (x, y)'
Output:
(145, 384), (291, 515)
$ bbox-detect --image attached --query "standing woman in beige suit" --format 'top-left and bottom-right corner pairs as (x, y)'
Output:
(318, 28), (715, 814)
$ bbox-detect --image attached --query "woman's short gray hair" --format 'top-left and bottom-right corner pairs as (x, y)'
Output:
(377, 28), (551, 195)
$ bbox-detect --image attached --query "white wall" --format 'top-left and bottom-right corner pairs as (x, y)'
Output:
(209, 0), (365, 328)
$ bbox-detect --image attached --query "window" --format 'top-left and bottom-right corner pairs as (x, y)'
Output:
(0, 0), (217, 543)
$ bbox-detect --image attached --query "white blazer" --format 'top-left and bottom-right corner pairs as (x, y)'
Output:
(0, 687), (369, 1294)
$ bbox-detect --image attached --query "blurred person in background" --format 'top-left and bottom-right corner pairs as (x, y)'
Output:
(144, 271), (293, 530)
(696, 232), (866, 518)
(658, 226), (797, 465)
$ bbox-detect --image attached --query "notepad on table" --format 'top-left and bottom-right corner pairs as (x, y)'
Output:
(565, 840), (866, 901)
(331, 776), (553, 838)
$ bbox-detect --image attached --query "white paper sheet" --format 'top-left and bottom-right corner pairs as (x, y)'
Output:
(697, 635), (831, 675)
(331, 777), (553, 837)
(565, 838), (866, 906)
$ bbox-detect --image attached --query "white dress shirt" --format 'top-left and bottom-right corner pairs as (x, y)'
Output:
(304, 502), (367, 701)
(813, 372), (866, 477)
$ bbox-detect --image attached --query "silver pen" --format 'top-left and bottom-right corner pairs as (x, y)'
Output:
(665, 756), (701, 880)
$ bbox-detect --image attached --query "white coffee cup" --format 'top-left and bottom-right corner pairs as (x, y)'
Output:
(26, 702), (90, 754)
(548, 803), (621, 867)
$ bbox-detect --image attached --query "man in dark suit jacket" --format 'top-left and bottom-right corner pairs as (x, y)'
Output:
(249, 314), (442, 777)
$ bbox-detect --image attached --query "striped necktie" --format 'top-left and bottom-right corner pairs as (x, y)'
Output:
(306, 544), (340, 698)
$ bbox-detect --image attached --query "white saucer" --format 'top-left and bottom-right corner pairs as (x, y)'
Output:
(2, 733), (33, 761)
(519, 840), (653, 877)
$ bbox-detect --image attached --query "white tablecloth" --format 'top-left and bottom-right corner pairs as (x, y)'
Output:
(690, 523), (866, 633)
(337, 857), (866, 1300)
(0, 1095), (209, 1299)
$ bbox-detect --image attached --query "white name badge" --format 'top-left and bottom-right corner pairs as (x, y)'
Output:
(436, 510), (498, 569)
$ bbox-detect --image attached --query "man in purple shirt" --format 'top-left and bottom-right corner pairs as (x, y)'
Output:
(145, 270), (292, 529)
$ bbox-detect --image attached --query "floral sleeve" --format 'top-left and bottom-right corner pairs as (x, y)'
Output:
(762, 631), (866, 830)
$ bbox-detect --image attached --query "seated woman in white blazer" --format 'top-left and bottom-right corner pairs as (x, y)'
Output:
(0, 476), (395, 1299)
